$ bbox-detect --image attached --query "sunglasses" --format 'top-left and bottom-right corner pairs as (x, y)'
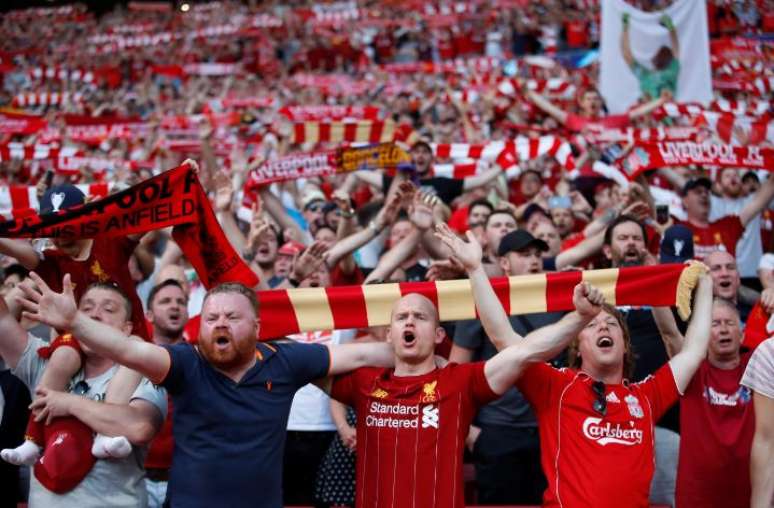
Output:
(72, 380), (90, 396)
(591, 380), (606, 416)
(305, 204), (324, 213)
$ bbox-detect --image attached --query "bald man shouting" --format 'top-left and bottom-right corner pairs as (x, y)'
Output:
(326, 283), (605, 508)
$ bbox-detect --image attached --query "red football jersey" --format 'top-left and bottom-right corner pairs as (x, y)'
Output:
(517, 362), (679, 508)
(36, 236), (149, 340)
(145, 394), (174, 469)
(675, 355), (754, 508)
(331, 363), (497, 508)
(677, 216), (744, 261)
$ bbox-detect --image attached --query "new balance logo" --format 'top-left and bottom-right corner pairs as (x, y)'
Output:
(421, 405), (439, 429)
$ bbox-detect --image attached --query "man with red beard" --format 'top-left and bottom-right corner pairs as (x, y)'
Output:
(19, 277), (395, 508)
(329, 224), (607, 507)
(438, 224), (713, 508)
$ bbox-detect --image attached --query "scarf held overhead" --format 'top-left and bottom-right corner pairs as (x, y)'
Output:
(0, 163), (258, 289)
(619, 142), (774, 180)
(256, 263), (703, 339)
(245, 143), (411, 188)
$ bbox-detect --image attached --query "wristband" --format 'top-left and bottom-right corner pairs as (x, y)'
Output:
(368, 220), (380, 235)
(287, 276), (300, 288)
(340, 209), (355, 219)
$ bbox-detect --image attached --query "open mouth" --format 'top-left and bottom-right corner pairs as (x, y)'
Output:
(257, 245), (270, 256)
(718, 337), (733, 346)
(214, 333), (231, 347)
(718, 281), (732, 289)
(403, 330), (416, 345)
(596, 336), (614, 349)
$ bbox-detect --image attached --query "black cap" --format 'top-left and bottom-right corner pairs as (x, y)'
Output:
(659, 224), (694, 264)
(497, 229), (549, 256)
(410, 140), (433, 153)
(522, 203), (549, 224)
(681, 177), (711, 197)
(39, 184), (86, 215)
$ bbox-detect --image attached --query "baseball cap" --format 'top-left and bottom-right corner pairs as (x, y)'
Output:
(34, 417), (97, 493)
(659, 224), (695, 264)
(278, 241), (305, 257)
(39, 184), (86, 215)
(301, 189), (326, 210)
(522, 203), (549, 224)
(497, 230), (549, 257)
(410, 140), (433, 153)
(680, 177), (711, 197)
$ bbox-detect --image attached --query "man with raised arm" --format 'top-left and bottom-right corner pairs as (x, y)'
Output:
(327, 246), (606, 507)
(434, 223), (714, 508)
(0, 281), (165, 508)
(17, 274), (395, 508)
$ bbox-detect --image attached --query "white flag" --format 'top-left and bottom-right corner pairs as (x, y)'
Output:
(599, 0), (712, 113)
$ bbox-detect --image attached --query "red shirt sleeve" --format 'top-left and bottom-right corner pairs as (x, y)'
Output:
(743, 302), (770, 351)
(331, 370), (359, 407)
(462, 362), (499, 407)
(515, 362), (563, 413)
(636, 363), (680, 422)
(560, 232), (585, 252)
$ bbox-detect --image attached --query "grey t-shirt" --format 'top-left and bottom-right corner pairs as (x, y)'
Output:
(453, 312), (564, 428)
(12, 334), (167, 508)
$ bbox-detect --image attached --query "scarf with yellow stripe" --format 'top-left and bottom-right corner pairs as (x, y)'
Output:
(257, 263), (704, 340)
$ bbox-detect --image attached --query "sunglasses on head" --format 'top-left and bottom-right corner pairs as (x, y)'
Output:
(72, 380), (90, 396)
(591, 380), (606, 416)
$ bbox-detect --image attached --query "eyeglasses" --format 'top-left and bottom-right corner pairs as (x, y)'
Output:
(72, 380), (90, 396)
(591, 380), (606, 416)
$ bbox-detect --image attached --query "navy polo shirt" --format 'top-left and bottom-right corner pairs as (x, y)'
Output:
(160, 341), (330, 508)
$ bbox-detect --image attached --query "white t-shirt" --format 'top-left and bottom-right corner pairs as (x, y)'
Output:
(286, 329), (355, 431)
(742, 337), (774, 399)
(12, 335), (167, 508)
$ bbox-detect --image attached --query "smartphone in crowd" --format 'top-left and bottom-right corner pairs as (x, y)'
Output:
(548, 195), (572, 210)
(656, 204), (670, 225)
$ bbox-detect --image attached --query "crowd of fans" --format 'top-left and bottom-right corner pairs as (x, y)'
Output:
(0, 0), (773, 507)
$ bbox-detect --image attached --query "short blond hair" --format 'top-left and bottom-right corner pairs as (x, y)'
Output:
(202, 282), (259, 314)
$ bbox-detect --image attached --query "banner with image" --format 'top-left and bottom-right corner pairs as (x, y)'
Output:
(599, 0), (712, 113)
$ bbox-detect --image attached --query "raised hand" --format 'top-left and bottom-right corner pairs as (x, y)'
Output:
(30, 387), (77, 425)
(409, 192), (438, 231)
(621, 200), (651, 222)
(572, 282), (604, 319)
(182, 158), (200, 174)
(658, 14), (674, 31)
(18, 272), (78, 331)
(290, 241), (328, 282)
(213, 170), (234, 212)
(434, 223), (483, 273)
(426, 257), (467, 281)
